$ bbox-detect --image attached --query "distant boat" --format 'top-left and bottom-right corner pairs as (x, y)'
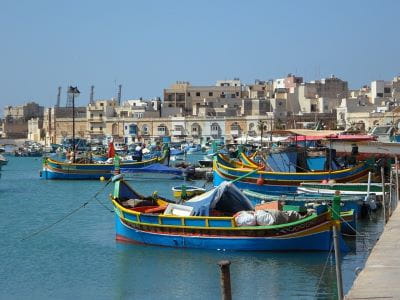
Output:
(0, 154), (8, 166)
(171, 185), (206, 198)
(41, 151), (169, 180)
(213, 154), (371, 194)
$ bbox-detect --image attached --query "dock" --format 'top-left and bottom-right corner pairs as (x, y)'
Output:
(346, 205), (400, 299)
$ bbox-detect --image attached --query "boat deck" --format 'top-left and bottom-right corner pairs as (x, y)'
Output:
(346, 205), (400, 299)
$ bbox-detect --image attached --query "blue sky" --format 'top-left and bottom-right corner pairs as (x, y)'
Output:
(1, 0), (399, 111)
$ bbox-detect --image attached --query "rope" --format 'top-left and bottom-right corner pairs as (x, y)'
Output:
(21, 179), (113, 241)
(314, 243), (334, 297)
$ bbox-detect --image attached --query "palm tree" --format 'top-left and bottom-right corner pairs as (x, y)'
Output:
(257, 120), (267, 146)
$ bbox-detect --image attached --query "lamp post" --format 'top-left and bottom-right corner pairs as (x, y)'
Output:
(67, 86), (80, 162)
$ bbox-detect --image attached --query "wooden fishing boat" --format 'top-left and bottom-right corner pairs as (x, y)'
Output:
(110, 177), (348, 251)
(0, 154), (8, 166)
(213, 156), (371, 194)
(242, 189), (358, 231)
(171, 185), (206, 198)
(41, 152), (168, 180)
(299, 182), (387, 194)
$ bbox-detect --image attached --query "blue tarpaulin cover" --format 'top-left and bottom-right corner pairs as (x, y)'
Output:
(120, 163), (183, 176)
(184, 182), (254, 216)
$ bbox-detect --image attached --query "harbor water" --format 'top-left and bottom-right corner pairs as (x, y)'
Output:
(0, 156), (385, 299)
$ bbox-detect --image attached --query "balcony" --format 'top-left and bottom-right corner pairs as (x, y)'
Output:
(88, 106), (104, 111)
(88, 117), (104, 122)
(172, 130), (185, 136)
(141, 131), (150, 136)
(157, 131), (166, 136)
(211, 129), (219, 136)
(89, 129), (103, 134)
(231, 129), (239, 136)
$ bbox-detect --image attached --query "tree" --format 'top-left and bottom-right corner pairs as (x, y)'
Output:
(257, 120), (267, 146)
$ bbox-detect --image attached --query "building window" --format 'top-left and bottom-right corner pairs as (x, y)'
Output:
(99, 113), (102, 117)
(384, 87), (391, 93)
(90, 127), (93, 130)
(231, 94), (236, 98)
(90, 114), (93, 118)
(196, 92), (200, 97)
(187, 92), (190, 96)
(209, 92), (213, 97)
(100, 127), (103, 130)
(221, 94), (225, 98)
(100, 103), (104, 106)
(377, 93), (383, 97)
(125, 126), (128, 130)
(311, 104), (317, 112)
(211, 125), (219, 131)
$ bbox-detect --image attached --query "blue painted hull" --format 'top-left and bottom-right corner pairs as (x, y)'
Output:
(40, 169), (111, 180)
(115, 216), (346, 251)
(213, 166), (297, 194)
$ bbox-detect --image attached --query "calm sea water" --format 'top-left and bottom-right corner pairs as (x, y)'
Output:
(0, 156), (384, 300)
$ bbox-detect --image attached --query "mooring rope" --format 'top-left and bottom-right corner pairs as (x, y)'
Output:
(314, 243), (334, 298)
(21, 179), (113, 241)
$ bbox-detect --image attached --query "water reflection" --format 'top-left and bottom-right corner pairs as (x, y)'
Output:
(114, 242), (341, 299)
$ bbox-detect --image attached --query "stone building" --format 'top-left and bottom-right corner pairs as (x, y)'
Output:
(3, 102), (44, 138)
(163, 80), (245, 116)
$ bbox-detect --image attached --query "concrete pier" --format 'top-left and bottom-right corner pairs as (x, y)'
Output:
(346, 205), (400, 299)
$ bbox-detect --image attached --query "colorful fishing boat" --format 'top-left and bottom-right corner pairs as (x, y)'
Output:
(298, 182), (387, 194)
(41, 152), (168, 180)
(213, 155), (371, 194)
(242, 189), (358, 231)
(171, 185), (206, 198)
(110, 177), (348, 251)
(0, 154), (8, 166)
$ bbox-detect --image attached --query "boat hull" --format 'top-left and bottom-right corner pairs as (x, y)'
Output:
(115, 215), (340, 251)
(41, 155), (167, 180)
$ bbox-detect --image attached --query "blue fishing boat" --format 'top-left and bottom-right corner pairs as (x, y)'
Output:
(110, 177), (348, 251)
(41, 152), (168, 180)
(214, 154), (371, 194)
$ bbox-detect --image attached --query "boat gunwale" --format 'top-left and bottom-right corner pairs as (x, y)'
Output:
(215, 158), (369, 175)
(45, 155), (162, 167)
(112, 198), (327, 231)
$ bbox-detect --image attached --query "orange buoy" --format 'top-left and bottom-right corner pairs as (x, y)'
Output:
(256, 174), (264, 185)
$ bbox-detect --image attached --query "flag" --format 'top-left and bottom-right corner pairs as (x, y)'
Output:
(108, 142), (115, 158)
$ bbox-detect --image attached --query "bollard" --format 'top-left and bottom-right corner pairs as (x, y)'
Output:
(218, 260), (232, 300)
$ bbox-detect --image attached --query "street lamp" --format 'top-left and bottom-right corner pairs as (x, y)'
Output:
(67, 86), (80, 162)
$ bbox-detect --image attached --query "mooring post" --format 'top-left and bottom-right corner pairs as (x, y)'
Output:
(395, 156), (399, 204)
(333, 224), (344, 300)
(332, 191), (343, 300)
(381, 166), (386, 223)
(218, 260), (232, 300)
(389, 167), (393, 217)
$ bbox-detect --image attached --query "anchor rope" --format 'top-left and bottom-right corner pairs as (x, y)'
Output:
(21, 179), (113, 241)
(314, 243), (334, 297)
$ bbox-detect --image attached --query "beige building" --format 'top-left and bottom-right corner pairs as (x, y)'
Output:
(163, 80), (245, 116)
(43, 107), (87, 144)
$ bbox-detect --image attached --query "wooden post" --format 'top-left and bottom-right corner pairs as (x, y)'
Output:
(389, 168), (393, 217)
(396, 156), (399, 204)
(381, 166), (386, 224)
(332, 191), (343, 300)
(218, 260), (232, 300)
(333, 225), (344, 300)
